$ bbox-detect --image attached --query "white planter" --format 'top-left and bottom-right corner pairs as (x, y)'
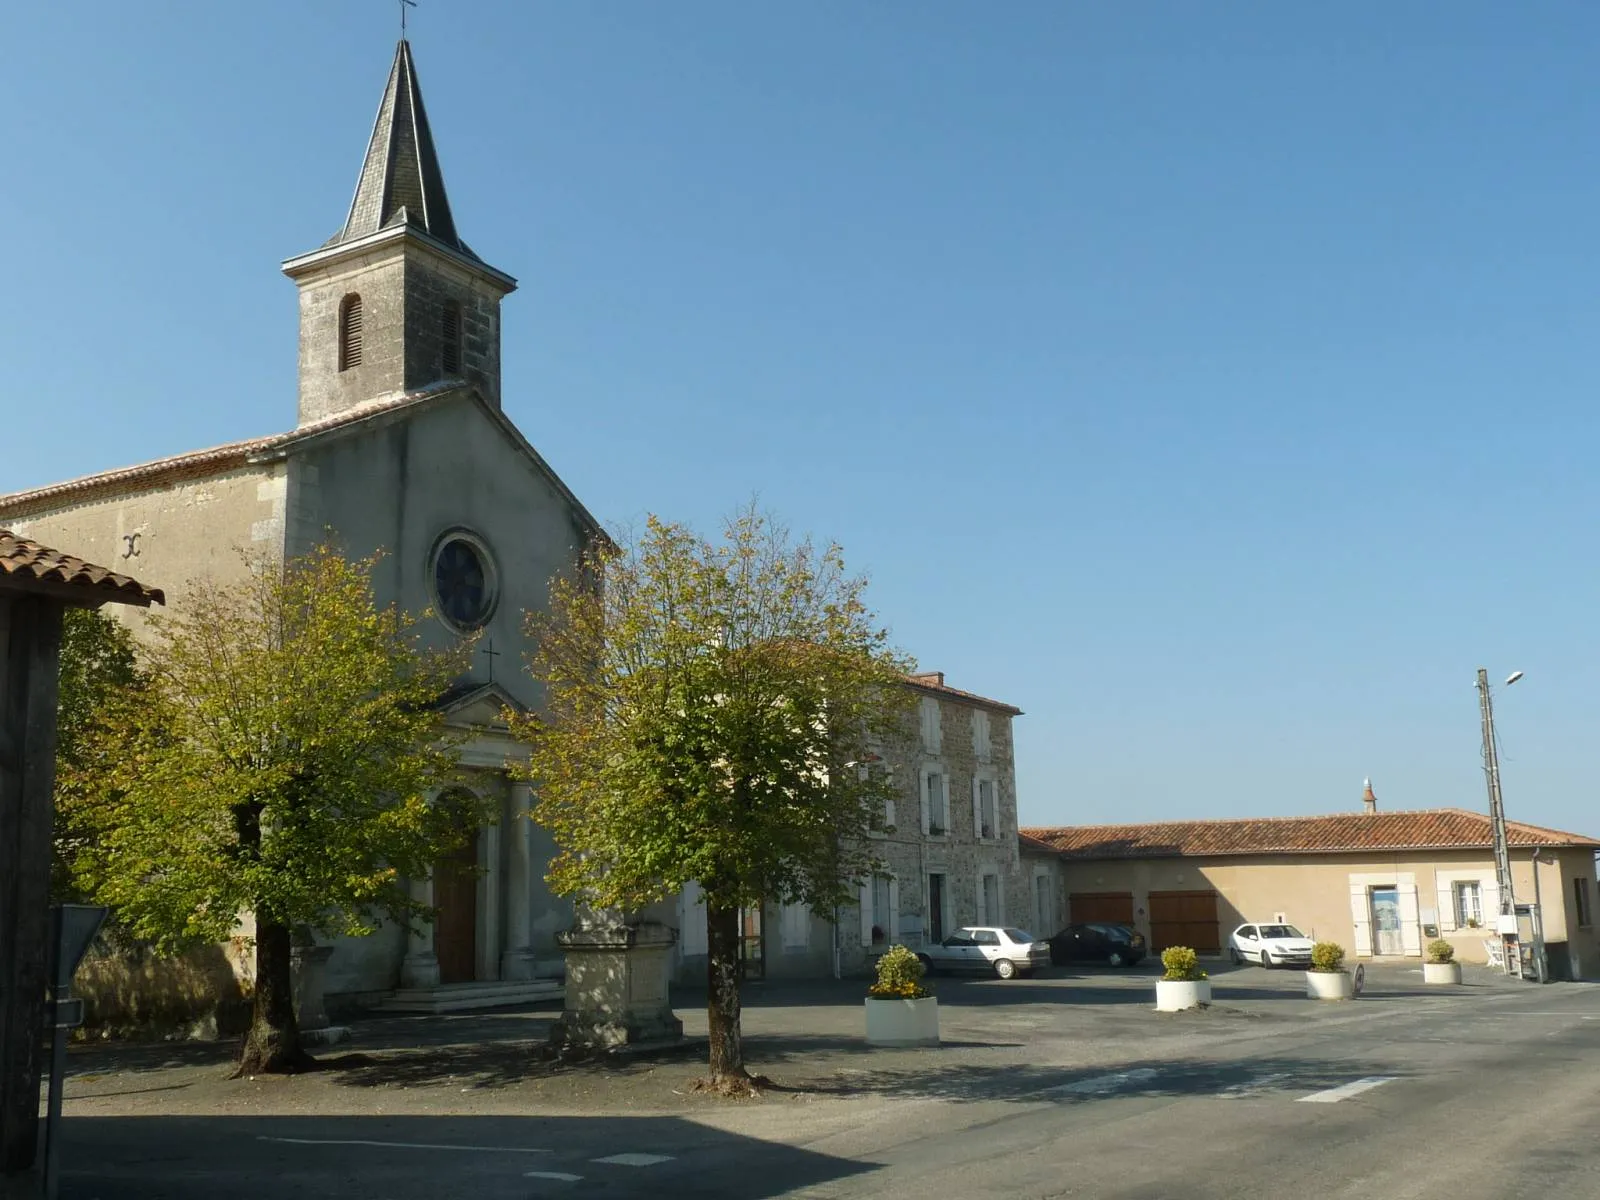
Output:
(865, 996), (940, 1047)
(1155, 978), (1211, 1012)
(1423, 961), (1462, 985)
(1306, 970), (1355, 1000)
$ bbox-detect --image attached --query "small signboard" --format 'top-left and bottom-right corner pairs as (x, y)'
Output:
(53, 904), (108, 987)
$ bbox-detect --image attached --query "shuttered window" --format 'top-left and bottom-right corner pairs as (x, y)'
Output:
(338, 294), (363, 371)
(441, 301), (462, 374)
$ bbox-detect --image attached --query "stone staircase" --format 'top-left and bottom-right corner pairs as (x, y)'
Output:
(377, 979), (564, 1014)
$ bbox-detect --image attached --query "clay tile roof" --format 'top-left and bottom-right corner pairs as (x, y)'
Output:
(0, 530), (163, 606)
(904, 672), (1022, 716)
(1021, 808), (1600, 860)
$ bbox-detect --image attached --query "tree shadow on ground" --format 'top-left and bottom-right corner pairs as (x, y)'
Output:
(55, 1112), (870, 1200)
(766, 1053), (1409, 1105)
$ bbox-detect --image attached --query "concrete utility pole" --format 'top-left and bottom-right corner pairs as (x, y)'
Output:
(1475, 668), (1517, 925)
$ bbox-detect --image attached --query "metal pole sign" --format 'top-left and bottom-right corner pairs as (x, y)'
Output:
(43, 904), (106, 1200)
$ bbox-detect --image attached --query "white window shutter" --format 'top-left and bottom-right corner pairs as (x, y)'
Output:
(919, 773), (930, 834)
(679, 882), (708, 957)
(1436, 878), (1457, 932)
(781, 902), (810, 950)
(1398, 885), (1421, 955)
(1349, 884), (1372, 957)
(859, 881), (873, 944)
(888, 877), (900, 941)
(884, 796), (896, 832)
(971, 778), (982, 839)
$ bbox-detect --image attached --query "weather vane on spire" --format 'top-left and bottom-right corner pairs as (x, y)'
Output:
(400, 0), (417, 38)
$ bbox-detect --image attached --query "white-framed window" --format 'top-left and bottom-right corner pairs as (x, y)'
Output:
(979, 873), (1002, 926)
(923, 768), (948, 835)
(919, 697), (942, 754)
(1454, 881), (1483, 929)
(859, 875), (899, 945)
(1576, 877), (1594, 928)
(974, 777), (997, 840)
(971, 709), (991, 760)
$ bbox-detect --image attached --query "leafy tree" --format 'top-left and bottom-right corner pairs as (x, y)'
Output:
(52, 607), (143, 900)
(66, 546), (480, 1074)
(515, 508), (912, 1090)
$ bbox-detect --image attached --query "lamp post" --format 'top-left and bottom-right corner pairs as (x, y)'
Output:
(1474, 668), (1522, 974)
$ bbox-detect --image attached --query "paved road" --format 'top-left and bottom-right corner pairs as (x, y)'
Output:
(53, 968), (1600, 1199)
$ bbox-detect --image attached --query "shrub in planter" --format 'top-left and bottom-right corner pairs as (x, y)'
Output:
(1156, 945), (1211, 1012)
(1306, 941), (1353, 1000)
(1309, 942), (1346, 973)
(1160, 946), (1207, 982)
(869, 945), (932, 1000)
(1423, 938), (1462, 984)
(865, 945), (938, 1046)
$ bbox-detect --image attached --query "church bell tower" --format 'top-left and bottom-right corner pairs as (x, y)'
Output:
(282, 40), (517, 427)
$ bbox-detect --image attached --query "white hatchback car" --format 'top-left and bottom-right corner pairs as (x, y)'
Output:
(1229, 923), (1315, 968)
(918, 926), (1051, 979)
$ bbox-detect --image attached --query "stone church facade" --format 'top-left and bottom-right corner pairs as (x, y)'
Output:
(0, 40), (597, 1012)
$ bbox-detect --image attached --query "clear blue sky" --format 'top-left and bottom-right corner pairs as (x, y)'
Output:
(5, 3), (1598, 834)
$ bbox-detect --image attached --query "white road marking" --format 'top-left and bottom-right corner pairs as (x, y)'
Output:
(1296, 1076), (1398, 1104)
(1216, 1072), (1290, 1099)
(1036, 1068), (1159, 1097)
(525, 1171), (584, 1182)
(593, 1153), (675, 1167)
(257, 1137), (550, 1154)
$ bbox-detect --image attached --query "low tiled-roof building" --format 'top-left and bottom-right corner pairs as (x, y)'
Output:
(1023, 787), (1600, 979)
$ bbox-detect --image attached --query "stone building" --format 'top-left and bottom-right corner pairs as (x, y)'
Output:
(0, 40), (600, 1013)
(665, 671), (1038, 982)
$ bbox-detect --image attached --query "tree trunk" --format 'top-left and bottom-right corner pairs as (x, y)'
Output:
(704, 900), (746, 1082)
(233, 917), (314, 1076)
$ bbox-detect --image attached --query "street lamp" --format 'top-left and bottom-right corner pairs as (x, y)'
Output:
(1474, 668), (1521, 973)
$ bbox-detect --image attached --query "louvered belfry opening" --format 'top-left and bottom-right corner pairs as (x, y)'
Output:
(338, 293), (364, 371)
(441, 301), (462, 375)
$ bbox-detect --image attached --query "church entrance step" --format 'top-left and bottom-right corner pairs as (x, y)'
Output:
(378, 980), (563, 1014)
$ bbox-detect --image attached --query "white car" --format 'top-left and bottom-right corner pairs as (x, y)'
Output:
(918, 926), (1051, 979)
(1229, 923), (1315, 968)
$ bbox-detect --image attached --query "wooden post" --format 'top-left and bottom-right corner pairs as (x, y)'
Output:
(0, 593), (66, 1176)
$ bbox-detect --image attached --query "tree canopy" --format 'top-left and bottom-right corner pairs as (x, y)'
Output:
(515, 507), (912, 1084)
(65, 545), (480, 1071)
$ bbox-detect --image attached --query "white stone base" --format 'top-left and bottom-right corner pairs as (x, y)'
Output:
(1306, 970), (1355, 1000)
(1155, 979), (1211, 1012)
(1423, 961), (1462, 985)
(865, 996), (940, 1047)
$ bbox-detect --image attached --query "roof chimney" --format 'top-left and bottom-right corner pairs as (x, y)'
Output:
(910, 671), (945, 687)
(1362, 778), (1378, 815)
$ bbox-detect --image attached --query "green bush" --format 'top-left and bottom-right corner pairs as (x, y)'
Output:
(1310, 942), (1346, 973)
(1426, 939), (1456, 964)
(1160, 946), (1206, 982)
(869, 944), (932, 1000)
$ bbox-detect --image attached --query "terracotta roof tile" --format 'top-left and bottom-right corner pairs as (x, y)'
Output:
(905, 671), (1022, 716)
(1020, 808), (1600, 859)
(0, 530), (163, 606)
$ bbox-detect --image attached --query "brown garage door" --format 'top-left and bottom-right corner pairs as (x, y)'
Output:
(1148, 890), (1220, 954)
(1068, 892), (1134, 926)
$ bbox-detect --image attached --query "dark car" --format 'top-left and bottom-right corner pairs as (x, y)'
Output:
(1048, 922), (1147, 967)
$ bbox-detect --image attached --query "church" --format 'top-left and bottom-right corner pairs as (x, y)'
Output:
(0, 40), (593, 1012)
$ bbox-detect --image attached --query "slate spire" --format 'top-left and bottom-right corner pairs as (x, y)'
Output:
(333, 39), (475, 259)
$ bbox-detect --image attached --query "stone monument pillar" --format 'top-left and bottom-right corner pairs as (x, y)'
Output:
(550, 914), (682, 1049)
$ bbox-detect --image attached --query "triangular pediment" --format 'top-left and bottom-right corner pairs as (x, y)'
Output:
(438, 680), (524, 731)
